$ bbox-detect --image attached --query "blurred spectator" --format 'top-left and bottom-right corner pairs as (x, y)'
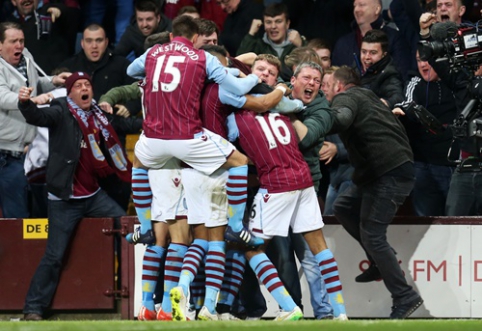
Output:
(393, 52), (457, 216)
(199, 0), (227, 32)
(332, 0), (412, 80)
(387, 0), (424, 72)
(218, 0), (264, 56)
(283, 46), (322, 81)
(236, 3), (303, 80)
(0, 22), (68, 218)
(193, 18), (219, 48)
(6, 0), (74, 74)
(177, 5), (200, 18)
(359, 29), (404, 109)
(114, 0), (171, 60)
(82, 0), (134, 45)
(284, 0), (353, 50)
(307, 38), (332, 70)
(464, 0), (481, 22)
(58, 23), (142, 211)
(163, 0), (196, 20)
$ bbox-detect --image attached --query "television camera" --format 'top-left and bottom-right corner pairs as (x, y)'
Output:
(417, 21), (482, 71)
(416, 21), (482, 162)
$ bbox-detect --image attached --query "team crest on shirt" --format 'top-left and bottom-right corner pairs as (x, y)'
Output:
(263, 193), (271, 203)
(172, 177), (181, 187)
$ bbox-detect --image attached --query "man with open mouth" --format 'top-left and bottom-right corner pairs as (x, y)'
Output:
(18, 71), (140, 321)
(0, 21), (67, 220)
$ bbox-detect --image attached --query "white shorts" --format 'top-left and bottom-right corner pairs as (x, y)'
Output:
(181, 167), (228, 228)
(135, 129), (235, 175)
(149, 159), (187, 222)
(248, 186), (324, 240)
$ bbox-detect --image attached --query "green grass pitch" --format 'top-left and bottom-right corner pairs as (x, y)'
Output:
(1, 320), (482, 331)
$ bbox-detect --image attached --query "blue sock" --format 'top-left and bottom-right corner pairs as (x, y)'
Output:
(219, 250), (246, 306)
(204, 241), (226, 313)
(315, 249), (346, 317)
(226, 165), (248, 232)
(161, 243), (188, 313)
(249, 253), (296, 312)
(132, 168), (152, 234)
(141, 245), (165, 311)
(178, 239), (208, 295)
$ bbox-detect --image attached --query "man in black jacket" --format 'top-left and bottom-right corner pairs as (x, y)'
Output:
(58, 23), (141, 211)
(18, 72), (141, 321)
(59, 24), (140, 120)
(324, 66), (423, 319)
(359, 29), (404, 109)
(114, 0), (172, 60)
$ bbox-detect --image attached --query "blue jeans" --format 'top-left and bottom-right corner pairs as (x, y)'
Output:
(0, 152), (29, 218)
(324, 180), (353, 216)
(446, 169), (482, 216)
(333, 175), (420, 306)
(411, 161), (453, 216)
(23, 190), (125, 315)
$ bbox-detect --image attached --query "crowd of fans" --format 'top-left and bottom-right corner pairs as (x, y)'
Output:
(1, 0), (481, 322)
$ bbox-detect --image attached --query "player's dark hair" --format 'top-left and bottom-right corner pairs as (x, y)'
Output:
(172, 15), (199, 39)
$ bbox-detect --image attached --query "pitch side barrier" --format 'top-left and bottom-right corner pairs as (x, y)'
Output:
(0, 218), (128, 318)
(2, 216), (481, 319)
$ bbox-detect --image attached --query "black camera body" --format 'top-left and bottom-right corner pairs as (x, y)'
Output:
(418, 22), (482, 70)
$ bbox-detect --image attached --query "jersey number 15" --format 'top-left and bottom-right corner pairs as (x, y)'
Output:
(151, 55), (186, 93)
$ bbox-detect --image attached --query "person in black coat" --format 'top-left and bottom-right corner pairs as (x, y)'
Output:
(359, 29), (404, 109)
(332, 0), (413, 81)
(58, 24), (142, 210)
(114, 0), (172, 60)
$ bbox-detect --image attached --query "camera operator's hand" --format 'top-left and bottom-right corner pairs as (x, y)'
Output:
(392, 107), (405, 117)
(419, 12), (437, 38)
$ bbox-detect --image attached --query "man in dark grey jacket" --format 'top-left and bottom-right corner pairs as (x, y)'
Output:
(324, 66), (423, 319)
